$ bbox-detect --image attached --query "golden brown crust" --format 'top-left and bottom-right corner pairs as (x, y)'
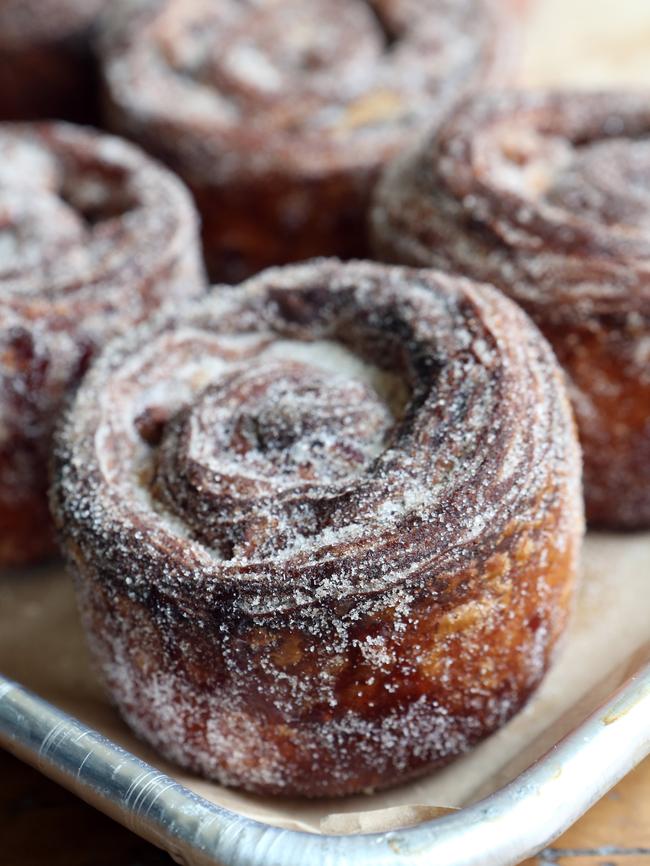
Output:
(372, 90), (650, 528)
(0, 0), (104, 122)
(543, 318), (650, 527)
(52, 259), (583, 797)
(98, 0), (516, 281)
(0, 122), (205, 567)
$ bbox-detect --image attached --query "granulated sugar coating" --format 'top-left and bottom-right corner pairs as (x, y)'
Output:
(52, 259), (583, 797)
(98, 0), (516, 280)
(0, 122), (204, 566)
(372, 90), (650, 528)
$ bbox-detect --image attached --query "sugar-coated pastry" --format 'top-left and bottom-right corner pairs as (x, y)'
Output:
(0, 122), (205, 567)
(52, 259), (582, 797)
(99, 0), (516, 281)
(372, 90), (650, 528)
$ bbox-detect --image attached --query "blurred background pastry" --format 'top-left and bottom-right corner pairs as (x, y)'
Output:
(98, 0), (518, 282)
(372, 90), (650, 528)
(0, 122), (205, 566)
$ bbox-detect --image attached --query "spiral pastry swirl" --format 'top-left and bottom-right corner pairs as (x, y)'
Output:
(52, 259), (582, 797)
(0, 122), (204, 566)
(99, 0), (515, 281)
(0, 0), (103, 121)
(373, 90), (650, 528)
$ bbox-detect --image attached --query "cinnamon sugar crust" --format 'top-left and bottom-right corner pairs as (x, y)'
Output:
(0, 122), (205, 566)
(372, 90), (650, 527)
(52, 259), (583, 797)
(98, 0), (515, 281)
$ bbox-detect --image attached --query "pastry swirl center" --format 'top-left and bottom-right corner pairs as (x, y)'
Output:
(187, 359), (391, 484)
(151, 358), (395, 557)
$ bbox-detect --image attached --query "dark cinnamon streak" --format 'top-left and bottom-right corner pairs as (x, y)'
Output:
(373, 91), (650, 528)
(52, 260), (583, 797)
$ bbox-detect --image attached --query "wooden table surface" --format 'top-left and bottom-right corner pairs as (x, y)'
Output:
(2, 747), (649, 866)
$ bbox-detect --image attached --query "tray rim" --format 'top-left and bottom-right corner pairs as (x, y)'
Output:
(1, 657), (649, 866)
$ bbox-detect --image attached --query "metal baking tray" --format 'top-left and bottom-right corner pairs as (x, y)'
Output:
(2, 651), (649, 866)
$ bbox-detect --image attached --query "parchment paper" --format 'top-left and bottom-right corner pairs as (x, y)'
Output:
(1, 0), (650, 837)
